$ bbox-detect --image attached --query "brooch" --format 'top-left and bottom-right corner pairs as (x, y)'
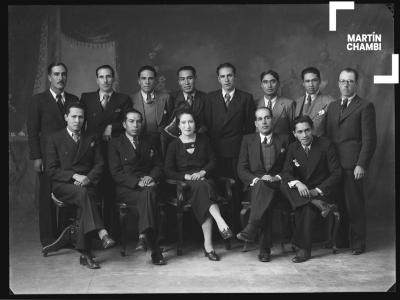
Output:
(293, 159), (300, 167)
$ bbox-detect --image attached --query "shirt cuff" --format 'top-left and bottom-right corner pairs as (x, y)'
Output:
(288, 180), (300, 188)
(275, 174), (282, 181)
(315, 187), (324, 196)
(250, 177), (259, 186)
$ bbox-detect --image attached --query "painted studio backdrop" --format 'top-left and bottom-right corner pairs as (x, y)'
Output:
(9, 5), (394, 224)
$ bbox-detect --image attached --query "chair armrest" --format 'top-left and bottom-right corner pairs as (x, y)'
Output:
(215, 176), (235, 202)
(165, 179), (188, 206)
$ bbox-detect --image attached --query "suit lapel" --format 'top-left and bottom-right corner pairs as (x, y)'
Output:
(249, 134), (263, 170)
(224, 90), (240, 125)
(73, 132), (91, 164)
(295, 95), (305, 117)
(339, 95), (361, 123)
(155, 92), (165, 125)
(294, 142), (308, 174)
(134, 92), (146, 118)
(46, 91), (65, 123)
(305, 137), (322, 181)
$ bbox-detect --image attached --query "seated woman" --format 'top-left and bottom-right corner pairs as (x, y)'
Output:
(164, 109), (233, 261)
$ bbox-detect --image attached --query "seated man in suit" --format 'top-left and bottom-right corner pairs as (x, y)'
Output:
(279, 115), (341, 263)
(44, 102), (115, 269)
(294, 67), (335, 137)
(80, 64), (131, 233)
(108, 108), (166, 265)
(130, 65), (174, 157)
(255, 70), (295, 138)
(236, 107), (290, 262)
(165, 65), (207, 138)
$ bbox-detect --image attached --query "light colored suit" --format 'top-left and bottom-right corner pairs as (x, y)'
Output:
(295, 92), (335, 137)
(255, 96), (295, 136)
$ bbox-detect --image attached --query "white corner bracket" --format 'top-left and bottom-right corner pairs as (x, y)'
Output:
(374, 54), (399, 84)
(329, 1), (355, 31)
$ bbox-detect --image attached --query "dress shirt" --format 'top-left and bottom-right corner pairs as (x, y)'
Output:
(222, 89), (235, 101)
(49, 89), (65, 104)
(341, 93), (356, 107)
(125, 132), (138, 150)
(141, 90), (155, 102)
(263, 95), (277, 110)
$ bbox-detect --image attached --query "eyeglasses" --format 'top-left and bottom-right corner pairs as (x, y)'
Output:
(338, 80), (356, 85)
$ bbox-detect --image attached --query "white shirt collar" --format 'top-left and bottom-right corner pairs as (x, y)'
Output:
(141, 90), (155, 101)
(342, 93), (356, 105)
(66, 127), (80, 138)
(305, 90), (319, 102)
(99, 90), (113, 101)
(183, 91), (196, 101)
(263, 95), (277, 107)
(259, 132), (273, 144)
(49, 89), (65, 102)
(222, 88), (235, 100)
(125, 132), (138, 149)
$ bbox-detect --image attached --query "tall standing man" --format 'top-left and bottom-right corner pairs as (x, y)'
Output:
(204, 62), (256, 231)
(255, 70), (295, 137)
(80, 64), (131, 232)
(131, 65), (174, 157)
(165, 66), (207, 138)
(324, 68), (376, 255)
(27, 62), (79, 247)
(294, 67), (335, 137)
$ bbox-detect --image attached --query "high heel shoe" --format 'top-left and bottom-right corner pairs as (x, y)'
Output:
(219, 227), (233, 240)
(79, 254), (100, 269)
(203, 248), (220, 261)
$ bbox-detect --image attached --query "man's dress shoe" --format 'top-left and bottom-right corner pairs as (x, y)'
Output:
(236, 231), (255, 243)
(292, 248), (310, 263)
(352, 248), (364, 255)
(203, 249), (220, 261)
(151, 251), (167, 265)
(258, 249), (271, 262)
(321, 204), (338, 218)
(219, 227), (233, 240)
(42, 225), (72, 255)
(79, 254), (100, 269)
(135, 235), (148, 251)
(101, 234), (115, 249)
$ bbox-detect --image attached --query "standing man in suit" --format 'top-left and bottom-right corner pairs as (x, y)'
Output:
(45, 102), (115, 269)
(294, 67), (335, 137)
(324, 68), (376, 255)
(165, 66), (207, 138)
(108, 108), (166, 265)
(130, 65), (174, 157)
(255, 70), (295, 137)
(204, 62), (256, 232)
(27, 62), (79, 247)
(80, 65), (131, 233)
(236, 107), (290, 262)
(280, 115), (341, 263)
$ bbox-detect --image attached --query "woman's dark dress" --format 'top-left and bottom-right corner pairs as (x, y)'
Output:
(164, 133), (217, 224)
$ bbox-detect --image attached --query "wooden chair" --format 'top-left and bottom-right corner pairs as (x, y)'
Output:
(165, 176), (235, 256)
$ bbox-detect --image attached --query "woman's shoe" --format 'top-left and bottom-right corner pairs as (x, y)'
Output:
(219, 227), (233, 240)
(203, 248), (220, 261)
(79, 254), (100, 269)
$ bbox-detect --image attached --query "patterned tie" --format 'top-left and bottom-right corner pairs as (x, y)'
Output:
(132, 136), (139, 149)
(186, 94), (193, 107)
(145, 93), (153, 104)
(341, 98), (348, 115)
(267, 99), (272, 111)
(101, 94), (109, 109)
(72, 132), (80, 143)
(304, 145), (309, 157)
(303, 95), (312, 115)
(56, 94), (64, 115)
(224, 93), (231, 109)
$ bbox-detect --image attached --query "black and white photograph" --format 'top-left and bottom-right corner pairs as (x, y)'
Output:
(8, 2), (396, 294)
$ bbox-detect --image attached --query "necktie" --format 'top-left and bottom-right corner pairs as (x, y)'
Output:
(267, 99), (272, 110)
(101, 94), (109, 109)
(132, 136), (139, 149)
(303, 95), (312, 115)
(224, 93), (231, 108)
(56, 94), (64, 115)
(186, 94), (193, 107)
(145, 93), (153, 104)
(72, 132), (80, 143)
(341, 98), (348, 114)
(263, 136), (271, 145)
(304, 146), (309, 157)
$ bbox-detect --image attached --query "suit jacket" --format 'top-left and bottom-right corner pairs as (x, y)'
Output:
(255, 96), (295, 136)
(108, 134), (163, 197)
(166, 90), (207, 136)
(80, 90), (131, 138)
(237, 133), (290, 189)
(294, 92), (335, 137)
(323, 95), (376, 170)
(280, 136), (342, 202)
(46, 129), (104, 187)
(205, 89), (256, 158)
(130, 90), (173, 134)
(27, 90), (79, 162)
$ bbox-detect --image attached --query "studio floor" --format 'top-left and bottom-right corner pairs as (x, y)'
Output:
(9, 204), (396, 294)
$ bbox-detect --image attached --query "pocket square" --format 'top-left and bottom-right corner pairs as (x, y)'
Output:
(280, 148), (286, 153)
(90, 141), (95, 147)
(163, 109), (167, 114)
(317, 109), (325, 116)
(114, 108), (122, 113)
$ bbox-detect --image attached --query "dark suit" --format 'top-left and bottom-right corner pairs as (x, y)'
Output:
(166, 90), (207, 137)
(324, 95), (376, 250)
(294, 92), (335, 137)
(130, 91), (174, 156)
(205, 88), (256, 230)
(27, 90), (79, 246)
(237, 133), (290, 249)
(46, 129), (104, 251)
(255, 96), (295, 137)
(80, 90), (131, 232)
(279, 136), (342, 252)
(108, 134), (163, 244)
